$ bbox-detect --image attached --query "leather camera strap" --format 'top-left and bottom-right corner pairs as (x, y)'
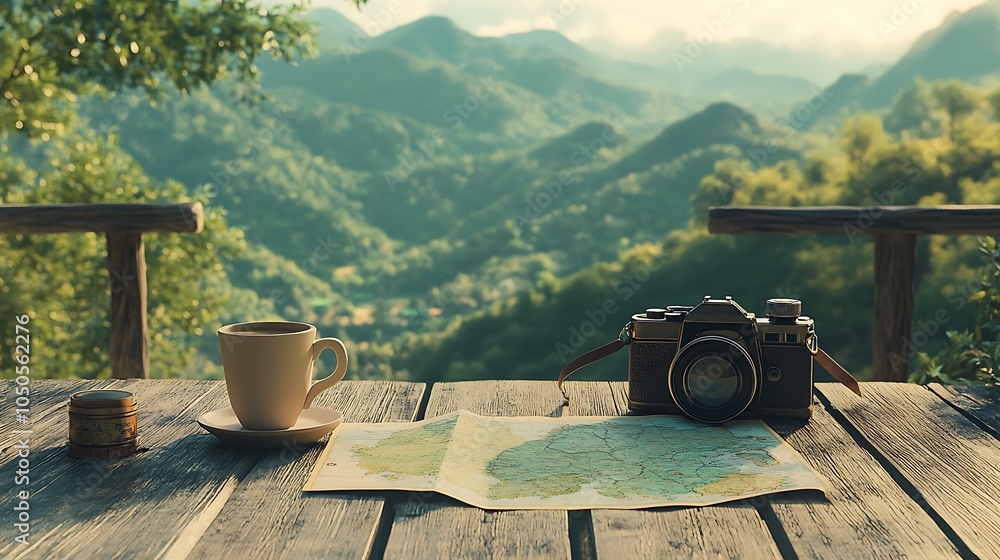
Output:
(814, 347), (862, 396)
(557, 338), (627, 401)
(556, 338), (863, 402)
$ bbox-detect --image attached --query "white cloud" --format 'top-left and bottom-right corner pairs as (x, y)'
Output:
(310, 0), (988, 54)
(475, 16), (557, 38)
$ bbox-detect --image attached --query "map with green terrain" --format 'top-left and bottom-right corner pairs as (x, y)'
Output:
(305, 411), (827, 509)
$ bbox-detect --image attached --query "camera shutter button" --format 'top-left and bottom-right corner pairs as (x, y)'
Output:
(645, 308), (666, 320)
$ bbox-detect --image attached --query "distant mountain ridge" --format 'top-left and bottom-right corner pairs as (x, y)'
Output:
(864, 1), (1000, 104)
(799, 1), (1000, 126)
(67, 1), (1000, 382)
(614, 102), (767, 175)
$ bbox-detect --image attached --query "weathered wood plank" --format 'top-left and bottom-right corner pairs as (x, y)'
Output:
(564, 381), (783, 560)
(0, 379), (93, 449)
(107, 232), (149, 379)
(383, 381), (571, 560)
(708, 205), (1000, 235)
(0, 379), (135, 463)
(0, 203), (204, 233)
(766, 393), (961, 559)
(873, 233), (915, 381)
(819, 382), (1000, 559)
(928, 383), (1000, 435)
(0, 380), (258, 560)
(187, 380), (426, 560)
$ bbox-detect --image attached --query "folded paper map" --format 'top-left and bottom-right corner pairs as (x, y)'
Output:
(304, 410), (827, 509)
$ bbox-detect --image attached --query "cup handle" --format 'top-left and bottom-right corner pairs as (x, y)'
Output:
(303, 337), (349, 409)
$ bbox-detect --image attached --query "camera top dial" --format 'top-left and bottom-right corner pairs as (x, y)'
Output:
(765, 298), (802, 320)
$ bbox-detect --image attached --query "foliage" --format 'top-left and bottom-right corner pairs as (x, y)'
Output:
(0, 0), (318, 378)
(0, 132), (245, 377)
(0, 0), (316, 137)
(4, 4), (1000, 383)
(931, 80), (982, 139)
(911, 237), (1000, 385)
(393, 80), (1000, 382)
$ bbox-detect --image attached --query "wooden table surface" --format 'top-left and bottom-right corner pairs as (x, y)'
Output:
(1, 380), (998, 560)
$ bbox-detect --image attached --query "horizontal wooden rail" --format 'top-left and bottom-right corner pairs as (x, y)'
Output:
(708, 205), (1000, 235)
(1, 203), (205, 379)
(0, 202), (204, 233)
(707, 204), (1000, 381)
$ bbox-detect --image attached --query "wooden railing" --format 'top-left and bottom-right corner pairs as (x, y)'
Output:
(0, 203), (204, 378)
(708, 205), (1000, 381)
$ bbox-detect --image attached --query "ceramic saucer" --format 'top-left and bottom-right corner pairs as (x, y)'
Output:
(197, 406), (343, 448)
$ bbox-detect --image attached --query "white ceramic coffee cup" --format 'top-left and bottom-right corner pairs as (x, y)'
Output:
(218, 321), (348, 430)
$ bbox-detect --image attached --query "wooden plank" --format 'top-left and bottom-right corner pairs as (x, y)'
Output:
(107, 232), (149, 379)
(928, 383), (1000, 435)
(187, 380), (425, 560)
(0, 378), (93, 449)
(0, 203), (204, 233)
(873, 233), (915, 381)
(766, 396), (961, 559)
(708, 205), (1000, 235)
(565, 381), (783, 560)
(0, 379), (142, 466)
(383, 381), (571, 560)
(819, 382), (1000, 559)
(0, 380), (258, 560)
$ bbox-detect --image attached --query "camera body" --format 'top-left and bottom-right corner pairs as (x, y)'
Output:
(628, 296), (815, 422)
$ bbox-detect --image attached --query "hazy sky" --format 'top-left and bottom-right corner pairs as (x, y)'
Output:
(314, 0), (986, 56)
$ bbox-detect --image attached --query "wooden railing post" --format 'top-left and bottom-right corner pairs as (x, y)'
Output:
(708, 205), (1000, 380)
(107, 232), (150, 379)
(874, 233), (916, 382)
(0, 203), (203, 379)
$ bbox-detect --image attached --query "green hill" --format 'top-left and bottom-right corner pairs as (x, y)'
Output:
(21, 4), (1000, 383)
(393, 88), (1000, 382)
(864, 2), (1000, 105)
(804, 2), (1000, 127)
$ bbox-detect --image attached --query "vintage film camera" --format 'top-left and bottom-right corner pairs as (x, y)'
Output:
(558, 296), (859, 423)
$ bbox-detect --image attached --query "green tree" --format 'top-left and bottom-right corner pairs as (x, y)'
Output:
(0, 1), (340, 378)
(884, 78), (943, 137)
(0, 133), (247, 378)
(912, 237), (1000, 385)
(0, 1), (319, 137)
(988, 87), (1000, 121)
(931, 80), (980, 140)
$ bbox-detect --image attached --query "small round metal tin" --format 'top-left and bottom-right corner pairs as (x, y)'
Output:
(67, 390), (139, 458)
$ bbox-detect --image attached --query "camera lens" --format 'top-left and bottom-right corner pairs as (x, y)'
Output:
(685, 356), (739, 408)
(668, 336), (758, 423)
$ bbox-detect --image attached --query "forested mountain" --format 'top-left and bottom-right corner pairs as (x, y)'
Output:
(5, 3), (1000, 384)
(804, 1), (1000, 127)
(396, 91), (1000, 382)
